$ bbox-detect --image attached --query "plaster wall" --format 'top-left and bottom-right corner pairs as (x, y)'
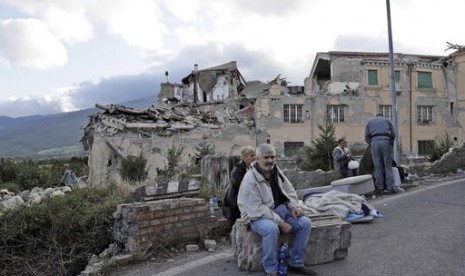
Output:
(87, 124), (256, 186)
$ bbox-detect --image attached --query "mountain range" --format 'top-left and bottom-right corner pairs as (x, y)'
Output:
(0, 96), (154, 158)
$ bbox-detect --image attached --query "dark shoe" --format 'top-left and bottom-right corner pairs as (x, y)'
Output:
(386, 189), (397, 195)
(374, 189), (384, 196)
(265, 271), (277, 276)
(288, 265), (317, 275)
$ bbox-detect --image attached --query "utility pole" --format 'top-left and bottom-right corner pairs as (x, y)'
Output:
(386, 0), (399, 164)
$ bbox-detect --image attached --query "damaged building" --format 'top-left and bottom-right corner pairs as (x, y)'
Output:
(82, 48), (465, 186)
(305, 50), (465, 156)
(82, 62), (260, 186)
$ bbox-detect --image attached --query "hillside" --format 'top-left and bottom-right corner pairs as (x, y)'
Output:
(0, 96), (154, 158)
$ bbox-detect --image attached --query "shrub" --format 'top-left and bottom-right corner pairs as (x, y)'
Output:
(156, 144), (186, 182)
(120, 154), (148, 183)
(0, 182), (21, 193)
(429, 132), (454, 162)
(0, 185), (124, 276)
(0, 157), (87, 190)
(192, 141), (215, 166)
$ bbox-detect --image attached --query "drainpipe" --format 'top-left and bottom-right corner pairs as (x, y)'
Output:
(193, 64), (198, 104)
(407, 63), (414, 155)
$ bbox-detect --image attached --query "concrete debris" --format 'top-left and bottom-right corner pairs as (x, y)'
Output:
(186, 244), (200, 253)
(204, 239), (217, 252)
(0, 185), (74, 214)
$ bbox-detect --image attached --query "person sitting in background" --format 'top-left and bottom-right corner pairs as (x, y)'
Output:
(222, 145), (256, 226)
(333, 138), (357, 178)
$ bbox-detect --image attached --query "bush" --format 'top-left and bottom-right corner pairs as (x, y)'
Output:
(0, 182), (21, 193)
(0, 185), (125, 276)
(0, 157), (88, 190)
(120, 154), (148, 183)
(429, 132), (454, 162)
(156, 144), (186, 182)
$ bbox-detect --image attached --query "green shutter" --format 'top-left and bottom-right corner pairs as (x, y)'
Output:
(418, 72), (432, 88)
(368, 70), (378, 86)
(395, 70), (400, 82)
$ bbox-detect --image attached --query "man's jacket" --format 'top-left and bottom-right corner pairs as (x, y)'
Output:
(237, 164), (301, 225)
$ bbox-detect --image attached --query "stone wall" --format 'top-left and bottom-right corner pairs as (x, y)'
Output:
(113, 198), (219, 253)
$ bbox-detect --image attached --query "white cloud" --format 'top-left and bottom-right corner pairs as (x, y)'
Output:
(0, 57), (10, 68)
(0, 18), (67, 69)
(41, 6), (93, 44)
(93, 0), (167, 53)
(1, 0), (465, 118)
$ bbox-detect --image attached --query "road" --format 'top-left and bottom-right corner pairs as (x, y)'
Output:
(109, 177), (465, 276)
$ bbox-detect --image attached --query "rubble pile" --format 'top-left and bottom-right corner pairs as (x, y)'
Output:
(0, 186), (72, 214)
(82, 102), (254, 151)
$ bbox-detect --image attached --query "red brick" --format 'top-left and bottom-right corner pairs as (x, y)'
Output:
(168, 216), (178, 223)
(180, 213), (196, 220)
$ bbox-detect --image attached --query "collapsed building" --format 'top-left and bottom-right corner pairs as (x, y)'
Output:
(82, 47), (465, 186)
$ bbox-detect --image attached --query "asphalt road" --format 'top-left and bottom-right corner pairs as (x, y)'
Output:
(109, 177), (465, 276)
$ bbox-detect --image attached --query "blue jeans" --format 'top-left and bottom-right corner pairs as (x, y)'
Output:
(249, 214), (312, 273)
(273, 204), (301, 232)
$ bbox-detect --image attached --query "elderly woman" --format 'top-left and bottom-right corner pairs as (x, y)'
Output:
(333, 138), (358, 178)
(223, 145), (256, 226)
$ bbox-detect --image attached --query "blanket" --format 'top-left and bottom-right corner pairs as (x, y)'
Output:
(300, 190), (377, 219)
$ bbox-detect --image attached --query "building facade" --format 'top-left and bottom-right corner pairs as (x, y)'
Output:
(304, 51), (464, 157)
(83, 49), (465, 185)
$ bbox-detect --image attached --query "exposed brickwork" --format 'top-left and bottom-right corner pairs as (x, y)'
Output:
(113, 197), (219, 253)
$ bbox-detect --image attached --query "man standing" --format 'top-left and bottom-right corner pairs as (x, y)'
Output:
(237, 143), (316, 276)
(365, 113), (396, 195)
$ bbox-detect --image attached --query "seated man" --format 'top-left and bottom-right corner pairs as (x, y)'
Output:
(237, 143), (317, 276)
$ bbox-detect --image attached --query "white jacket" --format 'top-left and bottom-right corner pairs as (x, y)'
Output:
(237, 164), (301, 225)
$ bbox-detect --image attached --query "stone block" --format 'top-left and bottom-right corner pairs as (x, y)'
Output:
(330, 174), (374, 195)
(231, 214), (351, 272)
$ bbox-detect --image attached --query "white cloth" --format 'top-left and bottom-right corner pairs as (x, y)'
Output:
(301, 190), (376, 218)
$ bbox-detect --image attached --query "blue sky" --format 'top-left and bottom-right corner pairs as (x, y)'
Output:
(0, 0), (464, 117)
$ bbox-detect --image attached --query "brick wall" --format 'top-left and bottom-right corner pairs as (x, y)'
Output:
(113, 197), (219, 253)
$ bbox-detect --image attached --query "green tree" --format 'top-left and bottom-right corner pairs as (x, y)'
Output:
(192, 141), (215, 165)
(297, 115), (337, 171)
(156, 144), (185, 181)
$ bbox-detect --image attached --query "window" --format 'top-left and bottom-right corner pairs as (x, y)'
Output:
(327, 105), (345, 122)
(418, 140), (434, 155)
(283, 104), (303, 123)
(284, 142), (304, 157)
(417, 71), (433, 89)
(379, 105), (392, 120)
(417, 105), (433, 123)
(395, 70), (401, 83)
(450, 102), (454, 115)
(367, 70), (378, 86)
(394, 70), (401, 90)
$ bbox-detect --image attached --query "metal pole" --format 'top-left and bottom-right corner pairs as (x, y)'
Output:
(386, 0), (399, 164)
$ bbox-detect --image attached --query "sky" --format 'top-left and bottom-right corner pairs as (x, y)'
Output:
(0, 0), (464, 118)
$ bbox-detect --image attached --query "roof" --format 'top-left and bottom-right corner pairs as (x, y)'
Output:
(181, 61), (244, 84)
